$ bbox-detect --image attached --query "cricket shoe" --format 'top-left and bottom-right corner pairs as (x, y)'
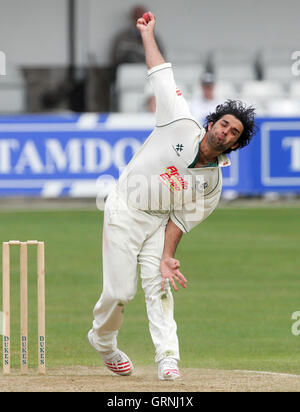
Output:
(102, 349), (134, 376)
(158, 357), (182, 381)
(87, 330), (133, 376)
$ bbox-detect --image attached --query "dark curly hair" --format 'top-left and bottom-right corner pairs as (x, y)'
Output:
(203, 99), (257, 154)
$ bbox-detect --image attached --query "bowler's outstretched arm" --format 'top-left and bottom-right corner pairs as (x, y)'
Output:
(136, 12), (165, 70)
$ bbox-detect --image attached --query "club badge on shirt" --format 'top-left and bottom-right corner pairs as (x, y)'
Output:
(195, 181), (209, 192)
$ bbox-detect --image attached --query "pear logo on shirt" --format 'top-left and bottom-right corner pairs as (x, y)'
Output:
(172, 144), (184, 157)
(195, 181), (209, 192)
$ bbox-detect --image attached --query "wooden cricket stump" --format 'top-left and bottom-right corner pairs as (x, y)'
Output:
(2, 240), (46, 375)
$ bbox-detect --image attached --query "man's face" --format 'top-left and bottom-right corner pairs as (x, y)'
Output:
(202, 83), (214, 100)
(207, 114), (244, 153)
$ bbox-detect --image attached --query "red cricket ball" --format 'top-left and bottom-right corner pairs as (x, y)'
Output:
(143, 12), (151, 23)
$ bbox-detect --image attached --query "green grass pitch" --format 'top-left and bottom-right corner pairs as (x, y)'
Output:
(1, 205), (300, 374)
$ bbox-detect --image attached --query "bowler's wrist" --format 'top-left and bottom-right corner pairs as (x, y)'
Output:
(161, 255), (174, 261)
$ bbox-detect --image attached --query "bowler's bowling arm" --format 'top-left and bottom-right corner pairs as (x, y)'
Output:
(136, 12), (165, 70)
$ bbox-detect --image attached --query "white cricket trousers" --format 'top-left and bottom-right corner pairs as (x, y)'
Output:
(89, 190), (180, 363)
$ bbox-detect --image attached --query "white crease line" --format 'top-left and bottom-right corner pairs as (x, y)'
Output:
(233, 369), (300, 378)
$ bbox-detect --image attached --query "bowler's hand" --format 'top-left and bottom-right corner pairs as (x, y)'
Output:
(136, 11), (156, 33)
(160, 257), (187, 292)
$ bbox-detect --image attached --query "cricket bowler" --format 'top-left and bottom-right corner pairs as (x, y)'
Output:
(88, 11), (256, 380)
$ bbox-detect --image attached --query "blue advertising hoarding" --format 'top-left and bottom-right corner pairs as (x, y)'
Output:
(0, 114), (299, 197)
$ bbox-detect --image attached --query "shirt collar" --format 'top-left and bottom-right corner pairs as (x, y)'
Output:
(217, 153), (231, 167)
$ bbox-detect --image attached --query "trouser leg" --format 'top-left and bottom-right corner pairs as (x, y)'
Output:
(89, 196), (139, 354)
(139, 224), (180, 363)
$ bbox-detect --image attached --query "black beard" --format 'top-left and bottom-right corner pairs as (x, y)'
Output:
(207, 132), (227, 152)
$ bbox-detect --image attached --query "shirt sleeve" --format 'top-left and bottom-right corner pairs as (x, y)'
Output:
(147, 63), (192, 126)
(170, 188), (222, 233)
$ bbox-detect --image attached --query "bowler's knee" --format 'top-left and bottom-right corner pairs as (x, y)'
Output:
(107, 289), (136, 305)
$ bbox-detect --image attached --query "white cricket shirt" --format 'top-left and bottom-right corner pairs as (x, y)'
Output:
(117, 63), (231, 233)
